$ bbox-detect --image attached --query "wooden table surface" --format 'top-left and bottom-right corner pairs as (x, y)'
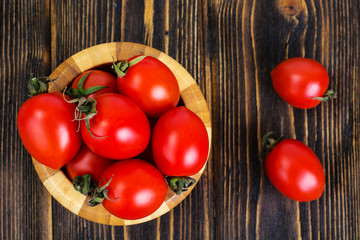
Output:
(1, 0), (359, 239)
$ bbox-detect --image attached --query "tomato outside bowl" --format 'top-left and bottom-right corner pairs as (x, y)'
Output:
(31, 42), (212, 225)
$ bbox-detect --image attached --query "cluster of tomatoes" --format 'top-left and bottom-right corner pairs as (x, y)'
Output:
(17, 55), (209, 220)
(266, 57), (335, 202)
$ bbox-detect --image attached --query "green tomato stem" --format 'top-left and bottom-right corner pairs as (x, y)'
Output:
(112, 55), (146, 78)
(87, 175), (116, 207)
(73, 174), (97, 196)
(27, 75), (61, 97)
(312, 90), (336, 101)
(166, 176), (196, 195)
(66, 71), (108, 99)
(27, 75), (49, 97)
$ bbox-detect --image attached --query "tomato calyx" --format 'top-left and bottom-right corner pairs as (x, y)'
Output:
(63, 85), (108, 139)
(66, 71), (109, 99)
(166, 176), (196, 195)
(73, 174), (97, 196)
(27, 74), (59, 97)
(112, 56), (146, 78)
(312, 90), (336, 102)
(261, 118), (284, 156)
(261, 131), (283, 158)
(63, 91), (105, 138)
(112, 57), (128, 77)
(76, 98), (106, 139)
(87, 175), (118, 207)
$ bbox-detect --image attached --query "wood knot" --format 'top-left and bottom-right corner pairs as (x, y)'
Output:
(277, 0), (303, 17)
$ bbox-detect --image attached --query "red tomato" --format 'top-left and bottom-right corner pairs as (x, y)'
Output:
(71, 70), (118, 99)
(265, 139), (325, 201)
(81, 93), (150, 160)
(99, 159), (168, 220)
(271, 57), (330, 109)
(152, 106), (209, 176)
(65, 144), (114, 183)
(116, 56), (180, 117)
(17, 92), (82, 170)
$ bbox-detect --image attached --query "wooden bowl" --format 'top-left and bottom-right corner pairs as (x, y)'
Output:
(31, 42), (212, 225)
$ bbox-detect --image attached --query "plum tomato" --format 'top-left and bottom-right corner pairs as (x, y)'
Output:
(271, 57), (333, 109)
(265, 139), (325, 202)
(152, 106), (209, 176)
(114, 56), (180, 117)
(65, 144), (114, 183)
(97, 159), (168, 220)
(80, 93), (150, 160)
(17, 92), (82, 170)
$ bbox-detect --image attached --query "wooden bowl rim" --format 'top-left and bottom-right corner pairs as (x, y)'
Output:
(32, 42), (212, 225)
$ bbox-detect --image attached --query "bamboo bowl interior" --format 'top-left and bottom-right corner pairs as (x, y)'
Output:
(32, 42), (212, 226)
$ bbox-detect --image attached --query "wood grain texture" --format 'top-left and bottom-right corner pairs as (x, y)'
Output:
(1, 0), (359, 239)
(0, 0), (53, 239)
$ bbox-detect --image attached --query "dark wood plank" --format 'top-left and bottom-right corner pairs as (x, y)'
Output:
(0, 0), (53, 239)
